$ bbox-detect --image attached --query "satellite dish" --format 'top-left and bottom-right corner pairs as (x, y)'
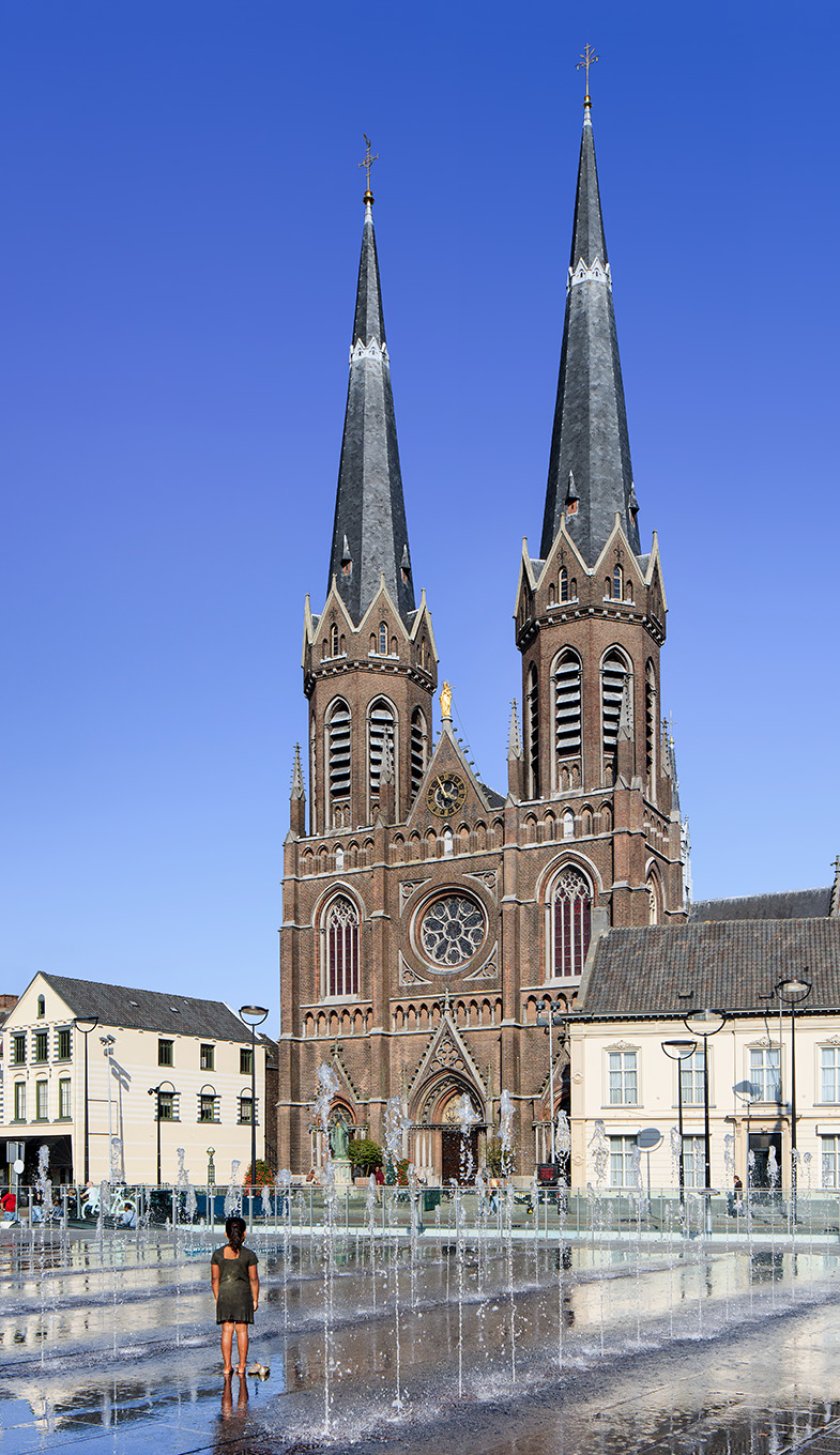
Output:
(636, 1128), (662, 1151)
(13, 1159), (24, 1175)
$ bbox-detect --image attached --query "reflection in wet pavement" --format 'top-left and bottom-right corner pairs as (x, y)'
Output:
(2, 1226), (840, 1453)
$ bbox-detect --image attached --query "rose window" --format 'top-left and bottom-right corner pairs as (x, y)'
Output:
(420, 895), (486, 969)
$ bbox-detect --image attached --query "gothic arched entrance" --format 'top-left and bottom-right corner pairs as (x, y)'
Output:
(410, 1074), (485, 1186)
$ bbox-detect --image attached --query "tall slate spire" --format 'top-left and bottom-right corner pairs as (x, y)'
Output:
(327, 186), (416, 625)
(540, 95), (641, 564)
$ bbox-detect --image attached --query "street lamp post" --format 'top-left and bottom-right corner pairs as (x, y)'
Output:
(73, 1016), (99, 1185)
(776, 974), (812, 1219)
(148, 1085), (163, 1185)
(536, 996), (566, 1164)
(683, 1009), (726, 1204)
(100, 1035), (116, 1180)
(239, 1006), (269, 1200)
(662, 1039), (697, 1210)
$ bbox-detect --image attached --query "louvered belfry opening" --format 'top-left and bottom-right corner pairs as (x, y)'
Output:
(325, 895), (359, 998)
(368, 698), (396, 812)
(327, 699), (351, 824)
(554, 651), (582, 768)
(526, 665), (540, 798)
(410, 707), (428, 800)
(552, 867), (593, 977)
(601, 650), (628, 778)
(645, 661), (657, 794)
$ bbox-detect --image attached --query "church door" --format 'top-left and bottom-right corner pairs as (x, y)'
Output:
(441, 1127), (478, 1185)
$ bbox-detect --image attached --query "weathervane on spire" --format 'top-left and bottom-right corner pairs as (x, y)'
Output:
(577, 43), (599, 105)
(359, 133), (379, 202)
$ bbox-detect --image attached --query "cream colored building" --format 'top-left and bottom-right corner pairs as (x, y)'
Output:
(1, 972), (268, 1186)
(568, 904), (840, 1192)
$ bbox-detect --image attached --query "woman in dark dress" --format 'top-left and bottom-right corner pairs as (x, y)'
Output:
(210, 1216), (260, 1375)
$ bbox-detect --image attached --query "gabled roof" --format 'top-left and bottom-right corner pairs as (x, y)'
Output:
(579, 920), (840, 1018)
(540, 100), (641, 567)
(690, 888), (833, 922)
(39, 973), (251, 1041)
(327, 196), (416, 626)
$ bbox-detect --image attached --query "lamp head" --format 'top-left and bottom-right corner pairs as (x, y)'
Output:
(73, 1015), (98, 1034)
(775, 975), (812, 1005)
(239, 1004), (269, 1027)
(662, 1038), (697, 1061)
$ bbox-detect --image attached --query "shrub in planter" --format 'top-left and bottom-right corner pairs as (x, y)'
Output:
(347, 1138), (383, 1177)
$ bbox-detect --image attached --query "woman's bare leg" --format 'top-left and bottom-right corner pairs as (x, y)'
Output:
(220, 1322), (234, 1373)
(235, 1322), (249, 1373)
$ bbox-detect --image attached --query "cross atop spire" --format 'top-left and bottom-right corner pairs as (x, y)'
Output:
(358, 133), (379, 203)
(577, 43), (599, 106)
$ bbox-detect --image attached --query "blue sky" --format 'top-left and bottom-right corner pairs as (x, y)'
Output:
(3, 2), (838, 1028)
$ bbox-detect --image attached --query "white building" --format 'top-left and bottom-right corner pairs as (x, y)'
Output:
(568, 898), (840, 1193)
(1, 972), (270, 1186)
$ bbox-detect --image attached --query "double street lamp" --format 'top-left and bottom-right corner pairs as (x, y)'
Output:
(775, 974), (812, 1217)
(536, 996), (566, 1164)
(662, 1038), (696, 1208)
(239, 1005), (269, 1196)
(148, 1084), (165, 1185)
(73, 1015), (99, 1185)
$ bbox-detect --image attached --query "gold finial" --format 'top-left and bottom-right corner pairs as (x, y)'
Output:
(440, 681), (452, 721)
(358, 133), (379, 204)
(577, 42), (599, 106)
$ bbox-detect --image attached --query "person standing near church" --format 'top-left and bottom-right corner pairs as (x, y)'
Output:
(210, 1216), (259, 1376)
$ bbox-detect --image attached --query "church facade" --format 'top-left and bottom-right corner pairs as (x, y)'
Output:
(277, 92), (689, 1180)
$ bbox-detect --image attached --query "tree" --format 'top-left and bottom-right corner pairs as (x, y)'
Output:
(347, 1138), (383, 1176)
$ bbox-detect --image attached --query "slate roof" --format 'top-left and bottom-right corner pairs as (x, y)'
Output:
(540, 102), (642, 565)
(579, 920), (840, 1019)
(41, 974), (251, 1041)
(690, 888), (833, 921)
(327, 198), (416, 626)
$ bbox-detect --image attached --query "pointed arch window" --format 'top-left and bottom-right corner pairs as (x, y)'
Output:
(647, 879), (660, 924)
(323, 895), (360, 998)
(525, 665), (540, 798)
(559, 567), (569, 602)
(368, 698), (396, 812)
(553, 650), (582, 763)
(612, 564), (623, 600)
(551, 867), (593, 978)
(378, 621), (388, 655)
(330, 623), (339, 657)
(601, 650), (629, 774)
(410, 707), (428, 800)
(645, 660), (657, 796)
(326, 699), (352, 820)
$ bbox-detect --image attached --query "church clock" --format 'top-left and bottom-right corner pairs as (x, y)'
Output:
(426, 772), (467, 818)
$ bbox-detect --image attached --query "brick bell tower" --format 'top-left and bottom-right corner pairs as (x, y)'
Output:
(512, 83), (687, 930)
(278, 168), (439, 1170)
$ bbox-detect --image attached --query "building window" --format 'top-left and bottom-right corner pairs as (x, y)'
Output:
(323, 894), (360, 998)
(238, 1095), (258, 1125)
(58, 1079), (72, 1120)
(368, 698), (396, 814)
(601, 650), (629, 776)
(330, 622), (339, 657)
(645, 661), (657, 791)
(821, 1047), (840, 1103)
(562, 809), (575, 840)
(608, 1050), (638, 1105)
(822, 1136), (840, 1189)
(525, 665), (540, 797)
(608, 1135), (638, 1188)
(200, 1044), (215, 1072)
(749, 1046), (781, 1103)
(682, 1136), (706, 1189)
(37, 994), (46, 1018)
(12, 1033), (26, 1066)
(612, 564), (623, 600)
(378, 621), (388, 655)
(157, 1091), (177, 1121)
(34, 1030), (49, 1063)
(35, 1080), (48, 1121)
(326, 698), (352, 821)
(553, 651), (582, 763)
(647, 880), (659, 925)
(240, 1047), (253, 1076)
(198, 1091), (220, 1123)
(410, 708), (428, 800)
(13, 1083), (26, 1121)
(158, 1038), (174, 1067)
(56, 1027), (72, 1061)
(550, 867), (592, 978)
(679, 1049), (706, 1106)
